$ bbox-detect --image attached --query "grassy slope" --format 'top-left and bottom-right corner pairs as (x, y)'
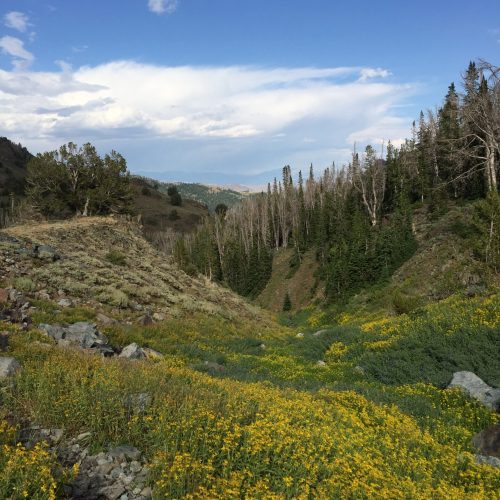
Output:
(1, 217), (263, 322)
(131, 177), (209, 238)
(256, 249), (324, 312)
(1, 212), (499, 497)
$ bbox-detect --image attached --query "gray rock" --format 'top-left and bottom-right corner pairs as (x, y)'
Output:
(296, 332), (304, 338)
(99, 483), (126, 500)
(476, 455), (500, 468)
(316, 360), (326, 366)
(36, 245), (60, 261)
(108, 445), (142, 461)
(57, 298), (72, 308)
(119, 343), (146, 360)
(448, 371), (500, 411)
(39, 322), (111, 352)
(96, 313), (117, 325)
(0, 356), (20, 377)
(129, 461), (142, 473)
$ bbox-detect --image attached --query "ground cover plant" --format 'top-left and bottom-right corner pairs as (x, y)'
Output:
(1, 292), (499, 498)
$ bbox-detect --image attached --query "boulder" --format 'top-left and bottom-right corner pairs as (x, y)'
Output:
(472, 424), (500, 459)
(35, 245), (60, 261)
(119, 343), (146, 359)
(316, 360), (327, 367)
(65, 322), (107, 348)
(107, 445), (142, 461)
(448, 371), (500, 411)
(0, 356), (20, 377)
(39, 322), (108, 350)
(57, 298), (72, 308)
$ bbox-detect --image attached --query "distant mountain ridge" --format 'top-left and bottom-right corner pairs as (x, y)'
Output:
(135, 177), (250, 212)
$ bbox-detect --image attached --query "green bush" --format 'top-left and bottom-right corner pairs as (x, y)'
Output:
(105, 250), (127, 267)
(14, 277), (36, 292)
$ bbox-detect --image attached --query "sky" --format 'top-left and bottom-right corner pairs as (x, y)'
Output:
(0, 1), (498, 186)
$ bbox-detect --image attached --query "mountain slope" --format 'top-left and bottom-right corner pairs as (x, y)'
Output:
(0, 216), (263, 321)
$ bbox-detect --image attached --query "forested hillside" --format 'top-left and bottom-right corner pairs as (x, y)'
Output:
(174, 61), (499, 305)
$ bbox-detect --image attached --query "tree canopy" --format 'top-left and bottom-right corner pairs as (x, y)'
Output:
(26, 142), (133, 217)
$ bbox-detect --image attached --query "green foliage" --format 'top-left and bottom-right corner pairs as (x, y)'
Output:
(26, 142), (133, 218)
(14, 276), (36, 292)
(105, 250), (127, 267)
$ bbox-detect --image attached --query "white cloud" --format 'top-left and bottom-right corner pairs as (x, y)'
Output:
(148, 0), (178, 14)
(0, 36), (35, 70)
(0, 61), (417, 179)
(4, 11), (30, 32)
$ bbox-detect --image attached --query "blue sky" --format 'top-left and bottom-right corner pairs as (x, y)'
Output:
(0, 0), (498, 186)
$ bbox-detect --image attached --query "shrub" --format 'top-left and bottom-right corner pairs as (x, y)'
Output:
(283, 292), (292, 312)
(14, 277), (36, 292)
(105, 251), (127, 267)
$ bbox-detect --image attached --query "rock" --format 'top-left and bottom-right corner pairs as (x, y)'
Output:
(142, 347), (164, 360)
(472, 424), (500, 459)
(476, 455), (500, 468)
(107, 445), (141, 461)
(35, 244), (60, 261)
(316, 360), (326, 366)
(296, 332), (304, 338)
(57, 298), (72, 308)
(152, 312), (165, 321)
(129, 461), (142, 473)
(259, 343), (266, 350)
(119, 343), (146, 360)
(354, 365), (365, 375)
(313, 329), (328, 337)
(0, 288), (8, 303)
(96, 313), (116, 325)
(448, 371), (500, 411)
(140, 487), (152, 499)
(39, 322), (111, 352)
(99, 483), (126, 500)
(137, 314), (153, 326)
(0, 332), (9, 352)
(0, 356), (20, 377)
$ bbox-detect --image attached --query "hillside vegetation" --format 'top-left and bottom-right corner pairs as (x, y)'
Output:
(0, 213), (499, 499)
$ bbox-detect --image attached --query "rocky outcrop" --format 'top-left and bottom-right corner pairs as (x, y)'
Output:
(39, 322), (115, 356)
(448, 372), (500, 411)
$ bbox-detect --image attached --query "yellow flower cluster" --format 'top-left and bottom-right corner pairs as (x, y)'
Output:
(0, 421), (58, 500)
